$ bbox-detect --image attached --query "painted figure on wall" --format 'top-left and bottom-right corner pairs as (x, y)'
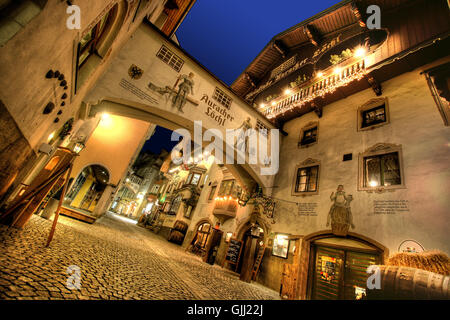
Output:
(326, 185), (354, 236)
(172, 72), (195, 112)
(236, 117), (255, 155)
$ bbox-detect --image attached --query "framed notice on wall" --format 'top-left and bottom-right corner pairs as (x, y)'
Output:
(272, 234), (290, 259)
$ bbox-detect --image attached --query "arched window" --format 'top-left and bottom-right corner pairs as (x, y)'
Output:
(0, 0), (47, 46)
(75, 1), (127, 92)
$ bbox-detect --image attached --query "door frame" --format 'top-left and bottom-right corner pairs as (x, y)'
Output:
(298, 230), (388, 300)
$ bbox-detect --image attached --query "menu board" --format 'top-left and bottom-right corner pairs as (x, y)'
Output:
(225, 238), (243, 264)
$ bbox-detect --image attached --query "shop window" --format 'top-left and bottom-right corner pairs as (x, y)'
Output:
(212, 87), (232, 109)
(358, 143), (405, 191)
(292, 158), (320, 196)
(298, 122), (318, 147)
(358, 98), (390, 131)
(0, 0), (47, 47)
(208, 185), (217, 201)
(156, 45), (184, 72)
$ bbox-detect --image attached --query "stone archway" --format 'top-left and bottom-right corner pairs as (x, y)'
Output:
(85, 98), (268, 193)
(297, 230), (389, 300)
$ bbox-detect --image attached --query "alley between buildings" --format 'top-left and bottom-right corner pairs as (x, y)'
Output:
(0, 213), (279, 300)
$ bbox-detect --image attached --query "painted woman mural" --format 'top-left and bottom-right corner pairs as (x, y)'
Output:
(326, 185), (355, 236)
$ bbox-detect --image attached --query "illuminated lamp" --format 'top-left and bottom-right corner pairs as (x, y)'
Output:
(73, 142), (85, 154)
(354, 47), (367, 58)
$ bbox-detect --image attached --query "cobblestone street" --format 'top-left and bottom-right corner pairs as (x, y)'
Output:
(0, 212), (280, 300)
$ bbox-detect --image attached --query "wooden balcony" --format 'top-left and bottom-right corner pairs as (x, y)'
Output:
(264, 59), (366, 119)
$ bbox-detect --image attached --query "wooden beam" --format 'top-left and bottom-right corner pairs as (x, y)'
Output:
(311, 101), (323, 118)
(351, 1), (367, 28)
(244, 72), (256, 88)
(366, 73), (382, 96)
(303, 25), (322, 47)
(272, 40), (288, 58)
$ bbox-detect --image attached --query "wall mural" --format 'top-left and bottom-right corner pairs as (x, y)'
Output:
(147, 72), (199, 112)
(326, 185), (355, 236)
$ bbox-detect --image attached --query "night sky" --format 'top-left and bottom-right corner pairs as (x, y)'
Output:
(176, 0), (341, 85)
(145, 1), (341, 154)
(141, 126), (181, 154)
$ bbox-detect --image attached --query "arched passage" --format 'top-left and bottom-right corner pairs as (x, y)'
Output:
(85, 98), (270, 192)
(66, 164), (110, 213)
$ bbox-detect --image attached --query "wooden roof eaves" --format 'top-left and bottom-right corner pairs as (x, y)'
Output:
(231, 0), (353, 89)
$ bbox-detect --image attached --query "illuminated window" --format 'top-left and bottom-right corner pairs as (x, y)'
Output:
(212, 87), (232, 109)
(358, 98), (390, 131)
(298, 121), (318, 147)
(292, 159), (320, 196)
(358, 143), (405, 191)
(156, 45), (184, 72)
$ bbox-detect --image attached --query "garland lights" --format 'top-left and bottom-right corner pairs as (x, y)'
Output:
(264, 59), (367, 119)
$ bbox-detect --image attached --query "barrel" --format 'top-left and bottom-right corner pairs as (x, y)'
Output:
(367, 265), (449, 300)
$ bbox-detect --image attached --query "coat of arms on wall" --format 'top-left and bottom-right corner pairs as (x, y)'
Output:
(128, 64), (143, 80)
(326, 185), (355, 236)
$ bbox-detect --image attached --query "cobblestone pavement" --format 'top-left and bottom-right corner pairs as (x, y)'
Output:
(0, 212), (280, 300)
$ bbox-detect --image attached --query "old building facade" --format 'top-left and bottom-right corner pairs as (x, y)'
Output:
(0, 0), (449, 300)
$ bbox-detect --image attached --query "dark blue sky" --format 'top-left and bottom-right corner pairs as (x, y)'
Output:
(176, 0), (341, 85)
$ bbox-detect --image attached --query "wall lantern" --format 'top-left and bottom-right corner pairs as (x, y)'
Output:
(73, 142), (85, 154)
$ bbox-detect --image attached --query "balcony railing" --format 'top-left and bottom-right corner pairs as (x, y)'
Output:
(264, 60), (366, 119)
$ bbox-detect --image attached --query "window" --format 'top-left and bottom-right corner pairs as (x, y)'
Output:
(358, 143), (405, 191)
(256, 119), (269, 136)
(300, 126), (317, 146)
(212, 87), (232, 109)
(364, 152), (401, 187)
(208, 185), (217, 201)
(298, 122), (318, 147)
(358, 98), (390, 131)
(156, 45), (184, 72)
(75, 2), (126, 93)
(295, 166), (319, 192)
(186, 172), (201, 186)
(218, 179), (234, 197)
(292, 159), (320, 196)
(169, 195), (182, 215)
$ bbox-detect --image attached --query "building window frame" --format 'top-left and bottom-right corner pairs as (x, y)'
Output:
(212, 87), (232, 109)
(298, 121), (319, 148)
(208, 185), (217, 201)
(291, 158), (320, 196)
(156, 44), (184, 72)
(357, 97), (390, 131)
(358, 143), (405, 192)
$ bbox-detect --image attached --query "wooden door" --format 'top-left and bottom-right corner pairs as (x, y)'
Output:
(343, 251), (380, 300)
(312, 246), (345, 300)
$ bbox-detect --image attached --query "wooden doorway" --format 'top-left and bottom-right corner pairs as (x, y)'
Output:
(309, 237), (382, 300)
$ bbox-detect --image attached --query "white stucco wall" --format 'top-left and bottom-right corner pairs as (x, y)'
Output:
(270, 69), (450, 255)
